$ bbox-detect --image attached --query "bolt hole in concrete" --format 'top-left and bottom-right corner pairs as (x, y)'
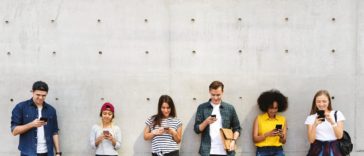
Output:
(145, 51), (149, 54)
(99, 51), (103, 55)
(7, 51), (11, 55)
(331, 49), (335, 53)
(10, 98), (14, 102)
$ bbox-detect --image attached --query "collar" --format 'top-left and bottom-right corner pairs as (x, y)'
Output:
(262, 112), (278, 120)
(207, 100), (225, 109)
(28, 98), (48, 109)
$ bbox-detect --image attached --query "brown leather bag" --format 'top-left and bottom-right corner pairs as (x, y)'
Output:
(220, 128), (234, 151)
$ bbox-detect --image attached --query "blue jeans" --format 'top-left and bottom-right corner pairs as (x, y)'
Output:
(256, 146), (285, 156)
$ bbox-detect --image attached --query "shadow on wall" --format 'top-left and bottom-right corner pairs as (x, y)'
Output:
(239, 104), (260, 155)
(180, 114), (200, 156)
(133, 129), (151, 156)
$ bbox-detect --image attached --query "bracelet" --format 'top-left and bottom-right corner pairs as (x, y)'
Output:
(56, 152), (62, 155)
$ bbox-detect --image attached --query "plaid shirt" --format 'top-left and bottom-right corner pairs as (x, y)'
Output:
(194, 101), (241, 156)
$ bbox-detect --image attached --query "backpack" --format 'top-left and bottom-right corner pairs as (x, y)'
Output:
(334, 111), (353, 155)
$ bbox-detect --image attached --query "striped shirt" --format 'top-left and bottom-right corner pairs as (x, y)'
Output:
(145, 116), (182, 155)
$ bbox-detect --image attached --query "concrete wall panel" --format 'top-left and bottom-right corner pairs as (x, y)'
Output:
(1, 0), (363, 155)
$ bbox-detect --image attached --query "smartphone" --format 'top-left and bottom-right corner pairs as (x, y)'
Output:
(103, 130), (110, 136)
(275, 124), (282, 130)
(164, 127), (169, 130)
(40, 117), (48, 122)
(210, 114), (216, 118)
(317, 110), (325, 121)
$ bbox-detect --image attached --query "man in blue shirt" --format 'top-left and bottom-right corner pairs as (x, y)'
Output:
(194, 81), (241, 156)
(11, 81), (62, 156)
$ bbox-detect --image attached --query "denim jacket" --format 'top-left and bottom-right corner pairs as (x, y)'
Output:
(11, 98), (59, 156)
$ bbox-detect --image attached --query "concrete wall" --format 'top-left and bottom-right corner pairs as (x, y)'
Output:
(1, 0), (363, 155)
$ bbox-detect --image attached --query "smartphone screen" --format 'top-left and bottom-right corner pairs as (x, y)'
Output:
(275, 124), (282, 130)
(40, 117), (48, 122)
(317, 110), (325, 121)
(210, 114), (216, 118)
(103, 130), (110, 136)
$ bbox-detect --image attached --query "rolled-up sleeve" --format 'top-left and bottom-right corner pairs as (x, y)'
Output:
(194, 105), (203, 134)
(90, 125), (97, 149)
(11, 104), (22, 132)
(114, 127), (122, 150)
(52, 109), (59, 135)
(230, 107), (241, 134)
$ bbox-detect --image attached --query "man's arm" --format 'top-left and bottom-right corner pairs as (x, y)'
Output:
(53, 134), (61, 155)
(11, 104), (45, 136)
(231, 106), (241, 134)
(229, 106), (241, 151)
(12, 119), (43, 136)
(194, 105), (215, 133)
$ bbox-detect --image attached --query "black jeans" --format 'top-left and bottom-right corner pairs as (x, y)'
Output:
(152, 150), (179, 156)
(37, 153), (48, 156)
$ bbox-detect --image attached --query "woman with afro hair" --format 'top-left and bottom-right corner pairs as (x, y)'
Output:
(252, 89), (288, 156)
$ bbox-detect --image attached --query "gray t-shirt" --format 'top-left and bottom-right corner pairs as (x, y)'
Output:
(90, 124), (122, 155)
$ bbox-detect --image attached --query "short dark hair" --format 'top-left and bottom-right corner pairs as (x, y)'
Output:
(257, 89), (288, 112)
(209, 81), (224, 91)
(32, 81), (49, 92)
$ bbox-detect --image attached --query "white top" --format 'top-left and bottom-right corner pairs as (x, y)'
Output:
(90, 124), (122, 155)
(209, 103), (227, 155)
(304, 110), (345, 141)
(37, 107), (47, 153)
(145, 117), (182, 156)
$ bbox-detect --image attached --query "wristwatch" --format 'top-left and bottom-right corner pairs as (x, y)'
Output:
(56, 152), (62, 155)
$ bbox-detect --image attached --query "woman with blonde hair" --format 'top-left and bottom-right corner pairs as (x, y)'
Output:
(305, 90), (345, 156)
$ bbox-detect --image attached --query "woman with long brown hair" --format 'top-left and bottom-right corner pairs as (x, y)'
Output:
(144, 95), (182, 156)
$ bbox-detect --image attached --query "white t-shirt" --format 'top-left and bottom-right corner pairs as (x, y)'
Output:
(37, 107), (47, 153)
(209, 103), (227, 155)
(304, 110), (345, 141)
